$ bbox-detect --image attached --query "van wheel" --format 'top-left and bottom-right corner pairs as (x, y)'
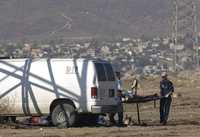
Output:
(51, 103), (76, 127)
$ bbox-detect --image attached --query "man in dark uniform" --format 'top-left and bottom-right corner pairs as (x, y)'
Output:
(109, 72), (123, 126)
(160, 72), (174, 125)
(116, 89), (123, 125)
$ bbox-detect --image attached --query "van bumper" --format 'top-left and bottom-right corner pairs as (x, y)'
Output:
(91, 105), (118, 114)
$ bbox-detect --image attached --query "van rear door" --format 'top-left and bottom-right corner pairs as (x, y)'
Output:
(94, 62), (117, 105)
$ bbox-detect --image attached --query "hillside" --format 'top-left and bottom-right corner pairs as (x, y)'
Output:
(0, 0), (198, 41)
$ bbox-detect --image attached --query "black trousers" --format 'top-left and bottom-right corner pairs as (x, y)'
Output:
(109, 104), (123, 124)
(160, 96), (172, 122)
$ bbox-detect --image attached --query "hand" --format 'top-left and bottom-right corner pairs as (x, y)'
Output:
(164, 92), (172, 98)
(164, 94), (169, 98)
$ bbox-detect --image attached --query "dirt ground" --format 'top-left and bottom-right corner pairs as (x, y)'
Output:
(0, 76), (200, 137)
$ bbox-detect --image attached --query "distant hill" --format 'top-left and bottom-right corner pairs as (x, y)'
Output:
(0, 0), (198, 41)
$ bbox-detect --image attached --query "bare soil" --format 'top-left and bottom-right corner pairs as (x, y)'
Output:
(0, 76), (200, 137)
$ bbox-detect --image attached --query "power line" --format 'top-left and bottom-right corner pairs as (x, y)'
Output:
(171, 0), (198, 71)
(16, 0), (25, 41)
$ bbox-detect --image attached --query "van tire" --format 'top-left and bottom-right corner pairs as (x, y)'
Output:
(51, 103), (76, 127)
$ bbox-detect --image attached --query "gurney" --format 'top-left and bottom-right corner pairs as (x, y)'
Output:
(122, 93), (162, 125)
(122, 93), (161, 104)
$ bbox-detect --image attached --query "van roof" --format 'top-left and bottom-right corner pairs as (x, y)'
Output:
(0, 58), (110, 63)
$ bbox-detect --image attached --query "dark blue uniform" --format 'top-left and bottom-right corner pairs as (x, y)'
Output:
(160, 79), (174, 124)
(116, 92), (123, 125)
(108, 91), (123, 126)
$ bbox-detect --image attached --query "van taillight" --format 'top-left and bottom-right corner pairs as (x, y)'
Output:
(91, 87), (98, 99)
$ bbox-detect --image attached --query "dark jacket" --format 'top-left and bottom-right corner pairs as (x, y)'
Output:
(160, 79), (174, 97)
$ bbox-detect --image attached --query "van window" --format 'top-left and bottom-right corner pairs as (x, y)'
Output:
(95, 63), (106, 81)
(104, 64), (115, 81)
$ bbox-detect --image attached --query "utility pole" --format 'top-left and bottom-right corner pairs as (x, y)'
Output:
(175, 1), (178, 72)
(171, 0), (198, 71)
(171, 0), (178, 71)
(16, 0), (25, 42)
(192, 2), (199, 69)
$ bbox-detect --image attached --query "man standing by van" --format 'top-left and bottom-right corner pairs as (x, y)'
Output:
(116, 89), (123, 126)
(109, 72), (124, 126)
(160, 72), (174, 125)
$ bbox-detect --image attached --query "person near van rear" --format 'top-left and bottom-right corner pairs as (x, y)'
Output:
(160, 72), (174, 125)
(109, 72), (124, 126)
(116, 90), (123, 125)
(117, 75), (122, 91)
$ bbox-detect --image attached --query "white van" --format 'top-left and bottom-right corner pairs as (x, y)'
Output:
(0, 58), (118, 127)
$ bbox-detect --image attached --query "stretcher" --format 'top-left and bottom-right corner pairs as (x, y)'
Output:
(122, 93), (161, 125)
(122, 94), (161, 104)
